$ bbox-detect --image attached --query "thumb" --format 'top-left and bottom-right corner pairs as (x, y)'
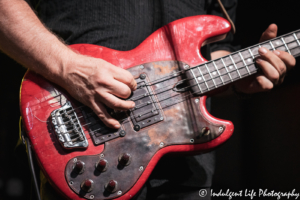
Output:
(259, 24), (278, 42)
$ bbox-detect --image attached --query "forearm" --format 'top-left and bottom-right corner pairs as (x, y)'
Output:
(0, 0), (75, 85)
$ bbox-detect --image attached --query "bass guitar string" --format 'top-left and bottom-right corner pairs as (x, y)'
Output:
(76, 39), (300, 118)
(65, 41), (300, 135)
(66, 37), (299, 120)
(28, 34), (299, 112)
(139, 30), (300, 88)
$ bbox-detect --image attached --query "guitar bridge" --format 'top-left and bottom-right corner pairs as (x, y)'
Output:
(51, 101), (88, 149)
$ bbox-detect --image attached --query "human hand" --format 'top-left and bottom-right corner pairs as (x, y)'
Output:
(234, 24), (296, 94)
(61, 54), (137, 129)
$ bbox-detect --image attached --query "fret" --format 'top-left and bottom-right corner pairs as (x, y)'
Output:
(251, 46), (259, 56)
(269, 41), (275, 51)
(296, 32), (300, 40)
(204, 64), (217, 88)
(220, 57), (233, 82)
(190, 68), (203, 93)
(229, 55), (241, 78)
(197, 67), (209, 91)
(293, 33), (300, 46)
(248, 48), (255, 59)
(238, 52), (251, 75)
(281, 37), (291, 54)
(212, 61), (224, 85)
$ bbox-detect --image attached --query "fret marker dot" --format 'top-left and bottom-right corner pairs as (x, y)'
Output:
(276, 41), (280, 45)
(212, 71), (217, 76)
(229, 65), (233, 69)
(247, 58), (252, 63)
(198, 77), (202, 81)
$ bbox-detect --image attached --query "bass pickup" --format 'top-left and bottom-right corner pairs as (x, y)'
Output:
(129, 73), (164, 131)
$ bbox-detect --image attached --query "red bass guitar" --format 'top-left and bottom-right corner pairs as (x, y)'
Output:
(19, 15), (300, 200)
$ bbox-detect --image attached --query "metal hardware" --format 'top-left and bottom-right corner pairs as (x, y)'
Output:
(139, 73), (146, 79)
(190, 139), (194, 143)
(130, 74), (164, 131)
(134, 125), (141, 131)
(159, 142), (164, 147)
(51, 101), (88, 149)
(95, 159), (108, 172)
(73, 160), (85, 174)
(184, 65), (190, 69)
(219, 127), (224, 132)
(117, 191), (122, 195)
(104, 180), (118, 193)
(195, 99), (199, 103)
(81, 179), (94, 193)
(80, 106), (125, 146)
(90, 195), (94, 199)
(119, 130), (126, 137)
(202, 127), (211, 136)
(139, 166), (144, 171)
(118, 153), (131, 166)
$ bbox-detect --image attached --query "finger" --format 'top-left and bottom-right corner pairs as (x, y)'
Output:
(273, 50), (296, 71)
(113, 67), (137, 91)
(260, 24), (278, 42)
(258, 47), (287, 79)
(102, 93), (135, 110)
(91, 101), (121, 129)
(256, 57), (280, 85)
(108, 80), (132, 99)
(255, 75), (274, 91)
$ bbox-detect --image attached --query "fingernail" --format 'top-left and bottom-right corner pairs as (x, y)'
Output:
(114, 124), (120, 129)
(259, 47), (268, 55)
(256, 58), (263, 63)
(274, 50), (280, 56)
(134, 85), (137, 90)
(131, 102), (135, 108)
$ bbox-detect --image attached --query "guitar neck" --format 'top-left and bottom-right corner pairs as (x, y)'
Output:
(188, 30), (300, 93)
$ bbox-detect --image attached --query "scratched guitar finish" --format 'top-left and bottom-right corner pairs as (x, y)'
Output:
(20, 15), (300, 200)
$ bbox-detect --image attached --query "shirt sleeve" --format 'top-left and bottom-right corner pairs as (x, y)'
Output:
(207, 0), (239, 53)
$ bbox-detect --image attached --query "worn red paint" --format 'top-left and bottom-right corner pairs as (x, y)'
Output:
(20, 15), (234, 200)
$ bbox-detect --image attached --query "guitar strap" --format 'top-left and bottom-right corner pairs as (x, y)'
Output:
(217, 0), (236, 34)
(18, 117), (41, 200)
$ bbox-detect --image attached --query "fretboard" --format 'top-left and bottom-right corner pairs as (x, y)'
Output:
(187, 30), (300, 94)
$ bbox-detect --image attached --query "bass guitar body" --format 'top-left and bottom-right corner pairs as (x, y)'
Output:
(20, 15), (234, 200)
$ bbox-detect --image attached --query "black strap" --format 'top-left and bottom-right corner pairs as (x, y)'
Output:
(20, 120), (41, 200)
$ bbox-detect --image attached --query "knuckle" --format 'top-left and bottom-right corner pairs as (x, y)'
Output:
(278, 63), (286, 74)
(111, 100), (121, 108)
(269, 71), (280, 82)
(123, 87), (132, 98)
(96, 112), (106, 120)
